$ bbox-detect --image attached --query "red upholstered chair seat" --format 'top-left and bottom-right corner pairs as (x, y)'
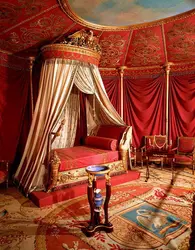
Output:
(174, 154), (193, 164)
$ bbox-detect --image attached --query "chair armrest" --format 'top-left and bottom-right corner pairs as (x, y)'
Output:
(171, 147), (177, 151)
(140, 146), (146, 154)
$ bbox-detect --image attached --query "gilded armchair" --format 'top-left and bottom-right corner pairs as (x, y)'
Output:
(172, 136), (195, 175)
(141, 135), (171, 168)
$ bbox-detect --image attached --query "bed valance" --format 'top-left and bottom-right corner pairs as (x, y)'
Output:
(42, 44), (101, 66)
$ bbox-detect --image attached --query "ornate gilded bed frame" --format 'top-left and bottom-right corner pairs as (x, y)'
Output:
(47, 125), (133, 192)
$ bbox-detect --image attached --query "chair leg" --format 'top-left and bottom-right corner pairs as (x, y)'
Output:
(129, 157), (133, 170)
(6, 162), (9, 189)
(6, 179), (8, 189)
(161, 158), (163, 169)
(134, 157), (136, 168)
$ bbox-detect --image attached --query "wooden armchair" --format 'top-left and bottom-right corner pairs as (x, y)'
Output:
(172, 136), (195, 174)
(0, 161), (9, 189)
(141, 135), (171, 168)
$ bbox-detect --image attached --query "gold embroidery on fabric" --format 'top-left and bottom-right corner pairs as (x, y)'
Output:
(126, 29), (162, 66)
(167, 22), (195, 61)
(99, 35), (126, 67)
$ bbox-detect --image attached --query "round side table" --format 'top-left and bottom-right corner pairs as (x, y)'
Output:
(83, 165), (113, 237)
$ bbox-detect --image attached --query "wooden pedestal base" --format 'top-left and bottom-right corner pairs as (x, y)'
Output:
(82, 222), (113, 237)
(84, 165), (113, 237)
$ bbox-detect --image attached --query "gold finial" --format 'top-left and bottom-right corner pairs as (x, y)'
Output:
(163, 62), (174, 74)
(117, 66), (127, 76)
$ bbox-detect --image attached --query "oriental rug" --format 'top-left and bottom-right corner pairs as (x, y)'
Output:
(0, 167), (195, 250)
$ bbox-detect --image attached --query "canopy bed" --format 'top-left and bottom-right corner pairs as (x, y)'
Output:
(14, 29), (133, 195)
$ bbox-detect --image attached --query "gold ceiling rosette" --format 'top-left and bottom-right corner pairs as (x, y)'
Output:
(41, 29), (101, 66)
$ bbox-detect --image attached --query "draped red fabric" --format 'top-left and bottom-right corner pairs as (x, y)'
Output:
(12, 61), (41, 175)
(169, 74), (195, 146)
(123, 75), (166, 148)
(102, 76), (121, 115)
(74, 92), (87, 146)
(0, 65), (29, 162)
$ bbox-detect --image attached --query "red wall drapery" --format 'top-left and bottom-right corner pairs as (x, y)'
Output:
(102, 76), (121, 115)
(0, 65), (29, 161)
(169, 74), (195, 146)
(102, 72), (195, 148)
(123, 75), (166, 147)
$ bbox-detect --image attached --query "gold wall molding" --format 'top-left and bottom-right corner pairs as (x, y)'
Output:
(100, 61), (195, 72)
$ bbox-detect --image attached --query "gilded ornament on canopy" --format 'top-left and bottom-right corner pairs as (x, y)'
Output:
(41, 29), (102, 66)
(59, 29), (101, 55)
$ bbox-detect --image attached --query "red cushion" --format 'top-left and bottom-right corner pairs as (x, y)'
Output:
(85, 136), (117, 151)
(178, 138), (195, 153)
(96, 125), (126, 141)
(0, 170), (7, 183)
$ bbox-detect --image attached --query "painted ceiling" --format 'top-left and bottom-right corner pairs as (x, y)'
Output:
(0, 0), (195, 70)
(68, 0), (195, 26)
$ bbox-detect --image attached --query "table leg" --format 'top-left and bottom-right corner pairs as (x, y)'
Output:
(87, 185), (95, 229)
(171, 159), (174, 185)
(145, 156), (149, 182)
(104, 182), (111, 225)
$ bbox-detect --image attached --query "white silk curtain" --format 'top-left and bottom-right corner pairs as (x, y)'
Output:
(14, 58), (125, 195)
(52, 86), (80, 149)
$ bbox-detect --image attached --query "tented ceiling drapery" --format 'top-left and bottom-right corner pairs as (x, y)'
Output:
(14, 43), (126, 195)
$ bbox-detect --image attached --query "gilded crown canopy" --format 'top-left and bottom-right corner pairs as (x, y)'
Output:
(60, 29), (101, 55)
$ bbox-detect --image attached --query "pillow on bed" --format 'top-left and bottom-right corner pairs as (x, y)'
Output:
(85, 136), (118, 151)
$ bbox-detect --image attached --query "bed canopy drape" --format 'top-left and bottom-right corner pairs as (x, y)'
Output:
(14, 32), (127, 195)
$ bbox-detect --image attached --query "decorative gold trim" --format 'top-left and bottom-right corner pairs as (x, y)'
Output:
(100, 60), (195, 72)
(163, 62), (174, 140)
(117, 66), (127, 119)
(86, 166), (110, 175)
(122, 30), (133, 65)
(0, 49), (13, 55)
(2, 4), (59, 35)
(42, 44), (101, 61)
(51, 23), (77, 44)
(161, 24), (168, 63)
(29, 57), (35, 118)
(58, 0), (195, 31)
(56, 160), (125, 188)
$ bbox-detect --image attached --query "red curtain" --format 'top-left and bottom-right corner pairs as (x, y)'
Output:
(169, 74), (195, 146)
(102, 76), (121, 115)
(123, 75), (166, 148)
(0, 65), (29, 162)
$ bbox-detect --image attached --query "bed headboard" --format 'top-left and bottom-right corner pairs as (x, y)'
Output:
(96, 125), (127, 142)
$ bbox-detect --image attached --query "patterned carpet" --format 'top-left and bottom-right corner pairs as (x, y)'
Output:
(0, 166), (195, 250)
